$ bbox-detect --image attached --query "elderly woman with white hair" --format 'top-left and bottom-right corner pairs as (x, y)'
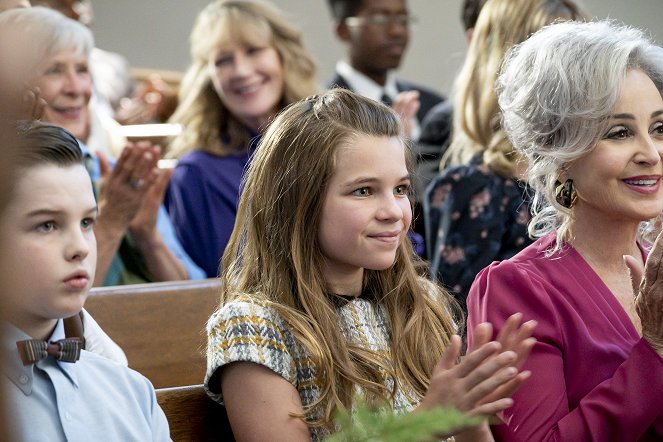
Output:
(0, 7), (204, 285)
(467, 20), (663, 440)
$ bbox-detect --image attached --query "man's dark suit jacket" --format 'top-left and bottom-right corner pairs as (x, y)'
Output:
(327, 73), (444, 124)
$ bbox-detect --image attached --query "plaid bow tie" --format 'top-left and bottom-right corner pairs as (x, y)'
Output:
(16, 338), (83, 366)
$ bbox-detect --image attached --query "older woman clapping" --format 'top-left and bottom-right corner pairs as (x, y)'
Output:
(467, 20), (663, 440)
(0, 7), (204, 285)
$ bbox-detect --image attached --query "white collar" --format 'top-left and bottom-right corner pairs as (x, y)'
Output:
(336, 60), (399, 102)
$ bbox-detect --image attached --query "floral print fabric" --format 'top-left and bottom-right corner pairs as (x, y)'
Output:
(423, 156), (532, 313)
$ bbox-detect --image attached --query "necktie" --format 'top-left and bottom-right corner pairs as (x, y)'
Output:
(16, 338), (83, 365)
(380, 92), (393, 107)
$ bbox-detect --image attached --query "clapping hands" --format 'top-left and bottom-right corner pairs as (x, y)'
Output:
(625, 230), (663, 356)
(419, 314), (536, 436)
(97, 141), (162, 232)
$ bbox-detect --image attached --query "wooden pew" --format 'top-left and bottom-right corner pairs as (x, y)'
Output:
(85, 278), (221, 388)
(157, 384), (234, 442)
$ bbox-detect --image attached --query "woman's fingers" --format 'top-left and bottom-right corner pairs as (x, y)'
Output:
(640, 230), (663, 294)
(633, 230), (663, 354)
(624, 254), (644, 296)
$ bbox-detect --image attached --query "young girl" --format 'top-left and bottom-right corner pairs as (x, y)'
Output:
(204, 89), (535, 441)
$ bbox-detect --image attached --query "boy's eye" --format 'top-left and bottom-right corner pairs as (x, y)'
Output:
(604, 126), (631, 140)
(36, 221), (55, 232)
(352, 187), (371, 196)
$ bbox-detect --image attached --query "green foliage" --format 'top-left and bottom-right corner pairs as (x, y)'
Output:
(327, 396), (482, 442)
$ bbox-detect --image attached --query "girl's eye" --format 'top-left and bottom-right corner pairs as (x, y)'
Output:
(651, 121), (663, 135)
(36, 221), (55, 232)
(394, 184), (410, 196)
(76, 64), (89, 75)
(352, 187), (371, 196)
(604, 126), (631, 140)
(81, 217), (95, 230)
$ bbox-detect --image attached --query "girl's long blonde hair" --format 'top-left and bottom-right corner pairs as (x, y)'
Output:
(444, 0), (588, 177)
(167, 0), (317, 158)
(220, 89), (457, 429)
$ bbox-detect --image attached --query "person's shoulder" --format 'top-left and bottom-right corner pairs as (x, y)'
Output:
(419, 100), (453, 147)
(176, 150), (218, 167)
(429, 160), (496, 190)
(422, 99), (453, 124)
(208, 298), (288, 334)
(478, 233), (558, 278)
(169, 150), (223, 186)
(77, 350), (155, 395)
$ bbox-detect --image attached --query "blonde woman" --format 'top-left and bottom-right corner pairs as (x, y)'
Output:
(423, 0), (588, 312)
(165, 0), (317, 277)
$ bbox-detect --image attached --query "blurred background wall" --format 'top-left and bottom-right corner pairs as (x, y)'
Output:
(91, 0), (663, 97)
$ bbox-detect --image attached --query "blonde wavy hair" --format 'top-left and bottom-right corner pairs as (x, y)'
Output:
(166, 0), (317, 158)
(444, 0), (588, 177)
(220, 89), (457, 429)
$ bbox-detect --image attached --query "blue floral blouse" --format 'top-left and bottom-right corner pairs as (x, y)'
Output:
(423, 155), (532, 313)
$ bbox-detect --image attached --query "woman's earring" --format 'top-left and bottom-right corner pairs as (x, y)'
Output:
(555, 179), (577, 208)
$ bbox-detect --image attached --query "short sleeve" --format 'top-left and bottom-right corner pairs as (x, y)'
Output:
(204, 300), (299, 403)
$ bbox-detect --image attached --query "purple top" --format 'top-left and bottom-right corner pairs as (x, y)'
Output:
(165, 148), (252, 278)
(468, 232), (663, 441)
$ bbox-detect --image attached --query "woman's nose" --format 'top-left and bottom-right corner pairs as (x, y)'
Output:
(635, 133), (663, 165)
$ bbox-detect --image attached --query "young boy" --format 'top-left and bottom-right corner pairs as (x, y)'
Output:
(0, 122), (170, 441)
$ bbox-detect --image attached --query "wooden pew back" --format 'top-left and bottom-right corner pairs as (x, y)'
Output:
(157, 384), (234, 441)
(86, 278), (221, 388)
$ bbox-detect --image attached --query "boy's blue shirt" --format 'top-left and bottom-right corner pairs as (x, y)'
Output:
(79, 141), (205, 284)
(1, 319), (171, 441)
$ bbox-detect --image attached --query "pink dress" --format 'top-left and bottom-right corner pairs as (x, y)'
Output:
(468, 232), (663, 441)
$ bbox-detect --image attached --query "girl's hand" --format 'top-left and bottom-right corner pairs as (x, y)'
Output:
(419, 336), (516, 417)
(470, 314), (537, 403)
(418, 315), (536, 437)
